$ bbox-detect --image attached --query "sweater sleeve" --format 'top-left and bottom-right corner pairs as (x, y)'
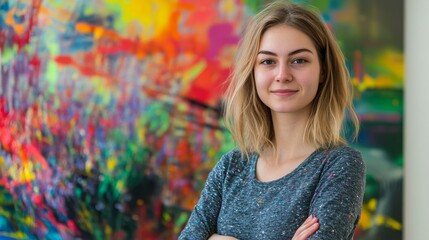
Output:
(309, 146), (366, 240)
(178, 153), (229, 240)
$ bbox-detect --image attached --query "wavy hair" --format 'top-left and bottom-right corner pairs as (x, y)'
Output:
(223, 0), (359, 156)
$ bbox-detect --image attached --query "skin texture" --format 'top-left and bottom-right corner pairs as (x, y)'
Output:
(292, 215), (320, 239)
(254, 24), (321, 117)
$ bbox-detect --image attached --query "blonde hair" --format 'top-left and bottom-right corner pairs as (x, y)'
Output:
(223, 0), (359, 156)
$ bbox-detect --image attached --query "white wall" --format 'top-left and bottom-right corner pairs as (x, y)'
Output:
(405, 0), (429, 239)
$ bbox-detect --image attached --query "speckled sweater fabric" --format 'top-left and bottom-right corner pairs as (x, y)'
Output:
(179, 145), (365, 240)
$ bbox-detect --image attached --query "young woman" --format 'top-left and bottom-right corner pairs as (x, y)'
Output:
(179, 1), (365, 239)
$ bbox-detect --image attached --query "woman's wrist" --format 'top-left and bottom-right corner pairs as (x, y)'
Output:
(208, 234), (238, 240)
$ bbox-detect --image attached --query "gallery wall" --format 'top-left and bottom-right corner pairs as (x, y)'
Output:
(0, 0), (403, 239)
(404, 0), (429, 239)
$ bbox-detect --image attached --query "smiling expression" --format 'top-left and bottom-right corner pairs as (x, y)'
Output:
(254, 24), (321, 117)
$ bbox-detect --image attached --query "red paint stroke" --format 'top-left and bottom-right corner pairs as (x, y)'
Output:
(184, 3), (218, 27)
(0, 126), (50, 172)
(46, 211), (80, 235)
(184, 61), (229, 105)
(32, 194), (44, 206)
(0, 127), (17, 154)
(55, 55), (75, 65)
(23, 143), (50, 170)
(29, 54), (42, 83)
(54, 53), (112, 79)
(0, 30), (5, 52)
(0, 176), (9, 186)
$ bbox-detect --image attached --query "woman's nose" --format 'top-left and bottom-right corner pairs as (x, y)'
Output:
(275, 64), (292, 82)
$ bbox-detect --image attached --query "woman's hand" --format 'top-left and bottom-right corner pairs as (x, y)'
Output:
(208, 215), (318, 240)
(208, 234), (238, 240)
(292, 215), (319, 240)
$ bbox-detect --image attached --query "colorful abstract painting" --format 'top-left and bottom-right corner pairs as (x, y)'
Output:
(0, 0), (403, 239)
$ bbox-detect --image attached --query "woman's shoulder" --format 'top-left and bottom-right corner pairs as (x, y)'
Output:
(322, 145), (365, 170)
(312, 145), (366, 192)
(214, 148), (254, 173)
(326, 144), (361, 157)
(220, 147), (254, 162)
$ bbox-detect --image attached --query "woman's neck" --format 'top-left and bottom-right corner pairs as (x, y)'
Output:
(265, 110), (317, 166)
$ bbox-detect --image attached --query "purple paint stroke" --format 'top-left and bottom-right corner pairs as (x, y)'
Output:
(207, 23), (239, 60)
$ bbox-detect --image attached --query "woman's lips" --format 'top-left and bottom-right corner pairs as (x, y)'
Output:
(271, 89), (298, 96)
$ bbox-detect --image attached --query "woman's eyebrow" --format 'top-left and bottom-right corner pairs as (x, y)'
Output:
(257, 48), (314, 56)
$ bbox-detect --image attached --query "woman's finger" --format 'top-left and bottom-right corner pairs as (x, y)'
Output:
(295, 215), (315, 235)
(296, 221), (319, 239)
(293, 215), (319, 240)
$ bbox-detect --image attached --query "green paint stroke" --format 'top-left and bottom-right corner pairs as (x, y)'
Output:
(139, 102), (170, 137)
(295, 0), (330, 12)
(1, 45), (18, 64)
(46, 61), (58, 95)
(242, 0), (266, 13)
(45, 34), (60, 95)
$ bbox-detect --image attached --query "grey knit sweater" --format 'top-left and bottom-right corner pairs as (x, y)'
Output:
(179, 146), (365, 240)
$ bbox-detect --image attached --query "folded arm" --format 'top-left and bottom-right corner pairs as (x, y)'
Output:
(309, 148), (366, 239)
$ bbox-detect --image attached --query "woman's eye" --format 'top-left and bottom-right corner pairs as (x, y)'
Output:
(260, 59), (274, 65)
(292, 58), (307, 64)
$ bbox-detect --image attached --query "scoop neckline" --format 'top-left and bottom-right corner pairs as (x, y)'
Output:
(250, 148), (323, 186)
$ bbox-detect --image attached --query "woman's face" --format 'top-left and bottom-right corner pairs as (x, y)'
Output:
(254, 24), (321, 117)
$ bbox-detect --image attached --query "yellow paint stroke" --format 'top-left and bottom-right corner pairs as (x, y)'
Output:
(0, 207), (11, 218)
(85, 159), (94, 174)
(76, 205), (92, 231)
(21, 161), (36, 182)
(107, 156), (118, 172)
(116, 180), (125, 192)
(163, 212), (172, 222)
(353, 74), (395, 92)
(5, 232), (28, 239)
(368, 198), (377, 211)
(23, 215), (34, 226)
(375, 214), (402, 231)
(359, 208), (371, 230)
(105, 225), (113, 236)
(105, 0), (178, 41)
(91, 76), (112, 106)
(386, 217), (402, 230)
(353, 49), (403, 91)
(378, 50), (404, 81)
(359, 198), (376, 230)
(223, 0), (235, 13)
